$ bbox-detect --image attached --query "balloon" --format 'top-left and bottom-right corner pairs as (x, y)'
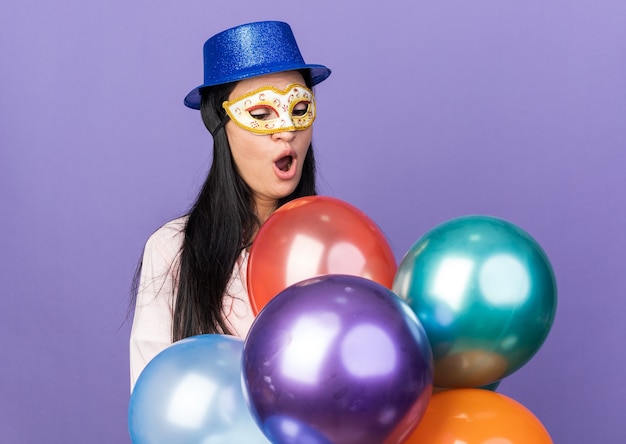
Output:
(478, 379), (501, 391)
(433, 379), (500, 393)
(393, 215), (557, 388)
(128, 335), (269, 444)
(247, 196), (397, 315)
(404, 388), (553, 443)
(242, 275), (433, 444)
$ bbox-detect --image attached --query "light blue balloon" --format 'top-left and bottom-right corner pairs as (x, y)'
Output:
(128, 335), (270, 444)
(393, 215), (557, 389)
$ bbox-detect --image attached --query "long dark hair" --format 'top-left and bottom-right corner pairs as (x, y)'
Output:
(172, 71), (317, 340)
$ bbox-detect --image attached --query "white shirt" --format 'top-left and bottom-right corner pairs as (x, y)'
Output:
(128, 216), (256, 391)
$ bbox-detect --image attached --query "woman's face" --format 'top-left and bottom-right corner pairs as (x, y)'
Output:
(224, 71), (313, 220)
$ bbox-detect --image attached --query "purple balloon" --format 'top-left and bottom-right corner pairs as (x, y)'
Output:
(242, 275), (433, 444)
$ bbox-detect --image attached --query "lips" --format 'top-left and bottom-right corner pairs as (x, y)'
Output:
(275, 155), (293, 172)
(273, 146), (297, 179)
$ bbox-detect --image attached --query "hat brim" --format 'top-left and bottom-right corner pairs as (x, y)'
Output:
(184, 64), (331, 110)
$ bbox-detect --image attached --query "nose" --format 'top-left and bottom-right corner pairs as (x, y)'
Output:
(271, 128), (296, 142)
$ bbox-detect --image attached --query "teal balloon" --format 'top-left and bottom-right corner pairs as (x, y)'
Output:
(128, 335), (270, 444)
(436, 379), (501, 393)
(393, 215), (557, 389)
(478, 380), (501, 391)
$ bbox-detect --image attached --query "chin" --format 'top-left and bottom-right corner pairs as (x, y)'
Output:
(275, 183), (300, 200)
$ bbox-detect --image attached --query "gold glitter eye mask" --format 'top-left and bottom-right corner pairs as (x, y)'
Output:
(222, 83), (316, 135)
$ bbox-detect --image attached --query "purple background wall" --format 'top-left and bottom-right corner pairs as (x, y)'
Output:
(2, 1), (624, 442)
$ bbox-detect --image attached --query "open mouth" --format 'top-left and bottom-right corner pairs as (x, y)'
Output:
(275, 155), (293, 172)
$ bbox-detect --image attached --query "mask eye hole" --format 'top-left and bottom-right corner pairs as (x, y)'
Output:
(248, 105), (278, 121)
(292, 101), (310, 117)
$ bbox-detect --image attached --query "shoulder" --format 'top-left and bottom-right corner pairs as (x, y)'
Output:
(146, 216), (188, 245)
(144, 216), (188, 259)
(136, 216), (188, 293)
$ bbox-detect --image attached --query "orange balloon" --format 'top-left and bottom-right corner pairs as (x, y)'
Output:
(404, 389), (553, 444)
(247, 196), (397, 315)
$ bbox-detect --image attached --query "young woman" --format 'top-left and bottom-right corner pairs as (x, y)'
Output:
(129, 21), (331, 390)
